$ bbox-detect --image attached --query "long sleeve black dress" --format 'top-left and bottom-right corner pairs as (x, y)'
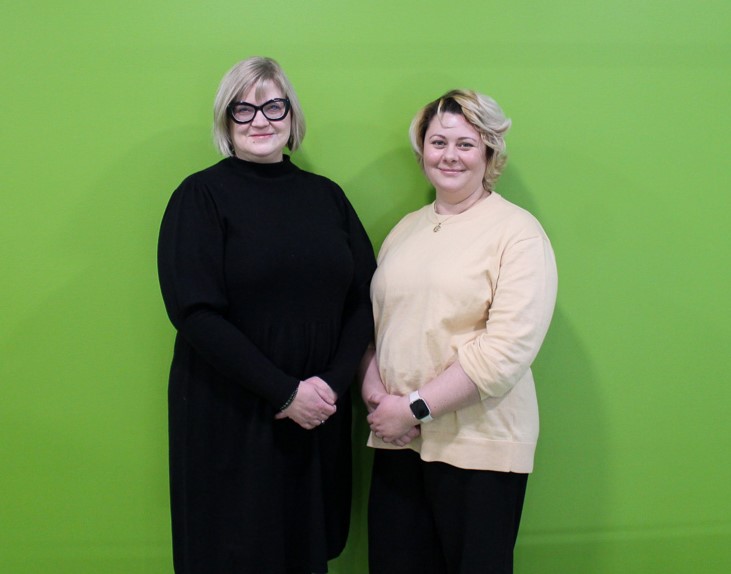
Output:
(157, 155), (376, 574)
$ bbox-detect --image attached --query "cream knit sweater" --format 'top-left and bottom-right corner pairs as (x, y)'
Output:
(369, 192), (557, 472)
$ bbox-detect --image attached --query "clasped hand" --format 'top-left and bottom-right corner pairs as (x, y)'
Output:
(275, 377), (337, 430)
(366, 393), (420, 447)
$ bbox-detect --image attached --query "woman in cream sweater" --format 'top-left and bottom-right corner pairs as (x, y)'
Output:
(362, 89), (557, 574)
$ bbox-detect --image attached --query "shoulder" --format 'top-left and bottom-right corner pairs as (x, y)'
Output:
(391, 205), (429, 233)
(291, 165), (358, 220)
(163, 161), (232, 219)
(488, 193), (550, 242)
(378, 204), (430, 255)
(176, 159), (231, 190)
(171, 159), (229, 195)
(293, 165), (345, 197)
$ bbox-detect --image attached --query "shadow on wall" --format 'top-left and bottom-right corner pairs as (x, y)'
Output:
(299, 143), (431, 251)
(500, 166), (610, 572)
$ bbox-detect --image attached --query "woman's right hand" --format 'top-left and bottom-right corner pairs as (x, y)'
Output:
(359, 348), (420, 446)
(366, 392), (421, 446)
(274, 378), (337, 430)
(391, 426), (421, 447)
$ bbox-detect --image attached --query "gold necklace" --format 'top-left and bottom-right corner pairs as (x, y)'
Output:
(432, 191), (490, 232)
(432, 202), (455, 232)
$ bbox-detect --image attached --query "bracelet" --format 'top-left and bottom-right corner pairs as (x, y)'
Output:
(279, 385), (299, 412)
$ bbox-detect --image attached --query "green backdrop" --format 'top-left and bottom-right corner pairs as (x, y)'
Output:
(2, 1), (730, 572)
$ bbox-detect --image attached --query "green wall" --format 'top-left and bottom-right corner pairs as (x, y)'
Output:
(2, 1), (730, 572)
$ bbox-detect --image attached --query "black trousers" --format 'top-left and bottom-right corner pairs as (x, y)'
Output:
(368, 448), (528, 574)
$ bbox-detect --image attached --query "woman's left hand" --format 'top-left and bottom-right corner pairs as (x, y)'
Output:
(367, 394), (417, 443)
(274, 378), (337, 430)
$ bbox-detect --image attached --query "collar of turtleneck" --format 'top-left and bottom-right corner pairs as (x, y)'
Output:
(226, 154), (298, 179)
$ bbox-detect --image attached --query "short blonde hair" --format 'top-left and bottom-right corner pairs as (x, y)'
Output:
(409, 89), (511, 192)
(212, 57), (306, 157)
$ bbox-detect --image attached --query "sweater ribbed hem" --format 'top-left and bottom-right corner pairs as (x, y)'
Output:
(367, 432), (535, 473)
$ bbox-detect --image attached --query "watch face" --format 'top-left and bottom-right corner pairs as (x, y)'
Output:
(410, 399), (430, 420)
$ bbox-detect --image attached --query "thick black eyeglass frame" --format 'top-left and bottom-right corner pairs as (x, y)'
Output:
(227, 98), (291, 124)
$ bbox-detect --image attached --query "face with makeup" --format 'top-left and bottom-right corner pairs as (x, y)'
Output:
(229, 81), (291, 163)
(422, 112), (488, 210)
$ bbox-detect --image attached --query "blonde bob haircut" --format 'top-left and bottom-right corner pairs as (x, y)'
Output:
(212, 57), (306, 157)
(409, 89), (511, 192)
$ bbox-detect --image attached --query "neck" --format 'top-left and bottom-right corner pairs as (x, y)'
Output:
(434, 187), (489, 215)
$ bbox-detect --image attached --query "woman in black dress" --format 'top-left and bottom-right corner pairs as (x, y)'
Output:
(157, 56), (376, 574)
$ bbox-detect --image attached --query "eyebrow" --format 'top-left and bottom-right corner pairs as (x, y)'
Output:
(428, 133), (479, 142)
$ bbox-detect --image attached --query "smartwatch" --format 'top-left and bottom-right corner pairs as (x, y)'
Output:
(409, 390), (433, 423)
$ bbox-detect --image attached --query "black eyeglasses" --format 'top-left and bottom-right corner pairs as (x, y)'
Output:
(227, 98), (291, 124)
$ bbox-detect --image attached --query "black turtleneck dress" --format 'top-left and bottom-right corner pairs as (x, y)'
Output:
(157, 156), (376, 574)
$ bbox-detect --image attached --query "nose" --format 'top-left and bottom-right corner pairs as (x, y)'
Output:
(250, 109), (270, 127)
(443, 144), (458, 162)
